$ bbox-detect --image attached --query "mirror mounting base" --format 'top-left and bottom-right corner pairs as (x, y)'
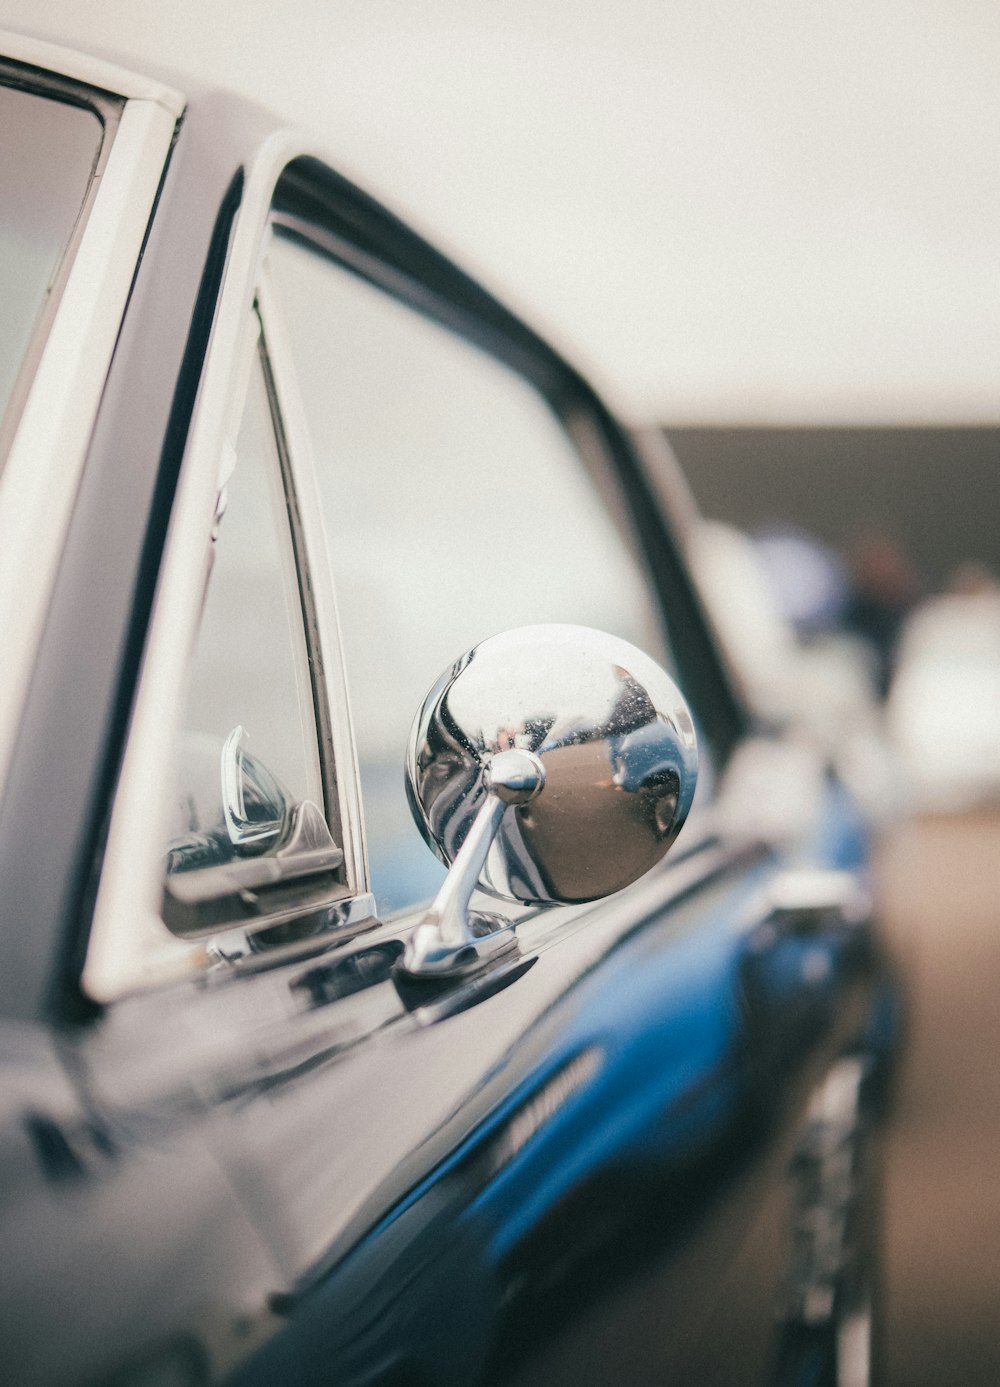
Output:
(398, 750), (544, 978)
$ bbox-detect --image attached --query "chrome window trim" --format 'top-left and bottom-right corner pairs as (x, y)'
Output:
(86, 132), (375, 1001)
(0, 91), (179, 802)
(256, 260), (369, 897)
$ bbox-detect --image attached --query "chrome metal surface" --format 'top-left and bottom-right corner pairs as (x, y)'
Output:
(206, 888), (378, 969)
(256, 264), (369, 900)
(406, 624), (698, 909)
(764, 867), (873, 931)
(779, 1055), (874, 1387)
(392, 744), (548, 974)
(484, 747), (546, 805)
(221, 725), (285, 850)
(167, 800), (345, 914)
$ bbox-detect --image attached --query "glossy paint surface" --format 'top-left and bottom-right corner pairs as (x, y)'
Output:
(0, 767), (892, 1386)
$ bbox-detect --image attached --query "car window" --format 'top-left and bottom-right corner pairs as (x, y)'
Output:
(266, 231), (672, 916)
(0, 83), (104, 450)
(162, 329), (334, 932)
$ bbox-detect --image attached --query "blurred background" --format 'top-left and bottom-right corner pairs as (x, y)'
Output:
(2, 2), (998, 1380)
(1, 1), (997, 427)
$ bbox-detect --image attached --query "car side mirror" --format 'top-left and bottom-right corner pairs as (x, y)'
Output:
(401, 624), (698, 977)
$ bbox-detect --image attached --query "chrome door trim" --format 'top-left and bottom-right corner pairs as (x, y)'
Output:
(0, 90), (179, 801)
(255, 260), (369, 899)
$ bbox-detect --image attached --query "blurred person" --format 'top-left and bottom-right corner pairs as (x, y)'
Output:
(752, 525), (851, 639)
(846, 533), (921, 698)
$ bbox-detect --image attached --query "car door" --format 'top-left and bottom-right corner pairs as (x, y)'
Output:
(0, 60), (888, 1387)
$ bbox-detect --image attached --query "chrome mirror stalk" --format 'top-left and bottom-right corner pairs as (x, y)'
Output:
(401, 749), (545, 977)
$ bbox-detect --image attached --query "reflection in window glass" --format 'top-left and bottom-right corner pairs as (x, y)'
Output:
(163, 348), (323, 897)
(0, 86), (103, 439)
(270, 233), (669, 917)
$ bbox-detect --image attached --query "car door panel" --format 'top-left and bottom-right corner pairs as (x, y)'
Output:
(57, 775), (878, 1385)
(207, 793), (879, 1385)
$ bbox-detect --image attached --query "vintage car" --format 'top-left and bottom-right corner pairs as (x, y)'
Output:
(0, 29), (898, 1387)
(886, 578), (1000, 812)
(636, 453), (902, 830)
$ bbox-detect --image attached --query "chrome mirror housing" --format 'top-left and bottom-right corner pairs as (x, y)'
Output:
(401, 624), (698, 976)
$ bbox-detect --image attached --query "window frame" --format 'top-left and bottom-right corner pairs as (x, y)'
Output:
(256, 265), (369, 899)
(0, 67), (117, 462)
(159, 313), (358, 939)
(83, 139), (747, 1003)
(86, 281), (376, 999)
(0, 59), (181, 823)
(83, 134), (378, 1003)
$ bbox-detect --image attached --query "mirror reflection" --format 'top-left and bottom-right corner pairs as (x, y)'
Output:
(407, 625), (698, 906)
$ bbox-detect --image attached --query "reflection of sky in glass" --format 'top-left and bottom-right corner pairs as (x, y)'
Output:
(270, 237), (668, 758)
(442, 626), (692, 755)
(172, 357), (324, 839)
(0, 88), (102, 429)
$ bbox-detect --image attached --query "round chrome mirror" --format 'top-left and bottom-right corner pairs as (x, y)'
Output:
(406, 624), (698, 908)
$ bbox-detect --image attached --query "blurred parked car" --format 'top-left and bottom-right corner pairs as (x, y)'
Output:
(887, 573), (1000, 811)
(636, 437), (902, 829)
(0, 30), (897, 1387)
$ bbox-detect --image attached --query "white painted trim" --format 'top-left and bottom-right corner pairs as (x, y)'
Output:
(0, 97), (178, 797)
(0, 27), (184, 114)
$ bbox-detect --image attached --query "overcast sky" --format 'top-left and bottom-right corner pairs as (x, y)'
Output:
(2, 1), (998, 424)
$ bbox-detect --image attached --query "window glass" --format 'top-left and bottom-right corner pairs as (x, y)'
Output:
(269, 233), (670, 917)
(163, 342), (325, 917)
(0, 85), (103, 440)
